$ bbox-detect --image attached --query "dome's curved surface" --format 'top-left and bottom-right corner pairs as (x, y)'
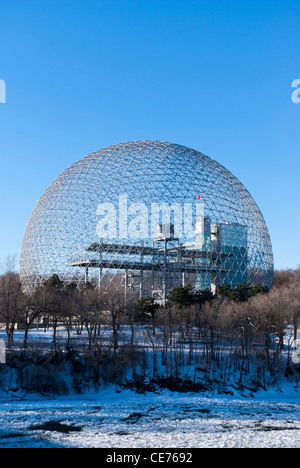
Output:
(20, 141), (273, 296)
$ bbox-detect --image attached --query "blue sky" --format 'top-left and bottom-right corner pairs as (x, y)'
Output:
(0, 0), (299, 271)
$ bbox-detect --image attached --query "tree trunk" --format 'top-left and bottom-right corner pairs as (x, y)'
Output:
(23, 325), (29, 349)
(53, 318), (58, 348)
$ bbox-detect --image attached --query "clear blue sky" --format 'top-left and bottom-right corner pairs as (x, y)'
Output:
(0, 0), (299, 271)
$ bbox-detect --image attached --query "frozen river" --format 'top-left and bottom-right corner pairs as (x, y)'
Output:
(0, 389), (299, 448)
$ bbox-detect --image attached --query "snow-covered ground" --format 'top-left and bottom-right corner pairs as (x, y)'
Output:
(0, 389), (299, 448)
(0, 327), (299, 448)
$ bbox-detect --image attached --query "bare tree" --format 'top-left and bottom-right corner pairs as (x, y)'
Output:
(21, 289), (44, 349)
(0, 257), (24, 348)
(273, 268), (295, 290)
(249, 290), (289, 374)
(288, 275), (300, 345)
(101, 276), (127, 357)
(76, 285), (102, 350)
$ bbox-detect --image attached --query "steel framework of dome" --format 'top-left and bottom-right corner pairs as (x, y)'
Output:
(20, 140), (274, 302)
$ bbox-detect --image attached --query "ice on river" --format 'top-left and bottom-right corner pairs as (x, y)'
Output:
(0, 389), (299, 448)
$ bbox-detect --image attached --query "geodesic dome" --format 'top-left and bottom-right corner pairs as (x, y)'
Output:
(20, 141), (273, 298)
